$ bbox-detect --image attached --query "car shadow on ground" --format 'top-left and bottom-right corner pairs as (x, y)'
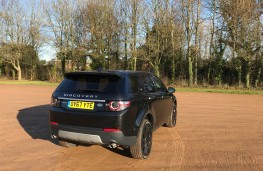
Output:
(17, 104), (58, 145)
(103, 146), (132, 158)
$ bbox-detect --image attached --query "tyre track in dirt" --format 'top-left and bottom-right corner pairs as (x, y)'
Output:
(176, 92), (263, 170)
(128, 127), (185, 171)
(167, 128), (185, 171)
(52, 127), (185, 171)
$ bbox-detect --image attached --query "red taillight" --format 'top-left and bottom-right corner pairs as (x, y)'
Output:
(50, 122), (58, 126)
(103, 128), (121, 132)
(50, 97), (61, 107)
(50, 97), (58, 106)
(107, 101), (130, 111)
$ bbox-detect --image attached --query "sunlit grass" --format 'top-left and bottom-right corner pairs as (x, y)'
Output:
(0, 80), (262, 95)
(0, 80), (59, 86)
(176, 87), (263, 95)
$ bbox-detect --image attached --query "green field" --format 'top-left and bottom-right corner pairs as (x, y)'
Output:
(0, 80), (59, 86)
(0, 80), (262, 95)
(175, 87), (263, 95)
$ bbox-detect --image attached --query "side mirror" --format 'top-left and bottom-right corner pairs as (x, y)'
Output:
(167, 87), (176, 94)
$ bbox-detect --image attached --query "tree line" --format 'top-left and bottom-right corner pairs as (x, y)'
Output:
(0, 0), (262, 88)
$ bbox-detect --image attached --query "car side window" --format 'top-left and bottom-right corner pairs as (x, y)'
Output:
(143, 74), (156, 93)
(151, 75), (167, 92)
(128, 75), (139, 94)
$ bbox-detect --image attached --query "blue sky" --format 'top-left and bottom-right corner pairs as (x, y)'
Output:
(39, 45), (56, 61)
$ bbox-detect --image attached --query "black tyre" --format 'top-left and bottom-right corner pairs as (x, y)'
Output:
(166, 103), (177, 127)
(59, 140), (77, 148)
(130, 119), (153, 159)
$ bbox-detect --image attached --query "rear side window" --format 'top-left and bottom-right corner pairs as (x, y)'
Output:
(143, 75), (156, 93)
(128, 75), (139, 94)
(57, 75), (120, 93)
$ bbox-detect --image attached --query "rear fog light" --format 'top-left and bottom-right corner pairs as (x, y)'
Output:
(50, 122), (58, 126)
(103, 128), (121, 132)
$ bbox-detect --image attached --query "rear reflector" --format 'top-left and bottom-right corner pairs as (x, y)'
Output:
(103, 128), (121, 132)
(50, 122), (58, 126)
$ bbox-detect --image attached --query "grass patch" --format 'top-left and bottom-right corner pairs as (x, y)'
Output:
(0, 80), (59, 86)
(0, 80), (262, 95)
(176, 87), (263, 95)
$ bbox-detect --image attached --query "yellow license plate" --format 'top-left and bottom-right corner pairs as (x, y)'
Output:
(68, 101), (95, 110)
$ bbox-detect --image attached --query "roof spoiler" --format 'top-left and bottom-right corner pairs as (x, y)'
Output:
(64, 72), (123, 79)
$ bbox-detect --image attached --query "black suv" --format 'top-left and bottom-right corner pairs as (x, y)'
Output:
(49, 70), (177, 159)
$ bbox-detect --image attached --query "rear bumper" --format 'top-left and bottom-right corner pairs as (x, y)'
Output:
(49, 106), (138, 136)
(50, 124), (136, 146)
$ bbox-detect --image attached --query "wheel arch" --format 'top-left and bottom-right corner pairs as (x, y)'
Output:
(173, 95), (177, 106)
(145, 113), (153, 125)
(134, 107), (155, 136)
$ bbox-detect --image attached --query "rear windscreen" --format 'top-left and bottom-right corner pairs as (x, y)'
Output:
(57, 75), (121, 93)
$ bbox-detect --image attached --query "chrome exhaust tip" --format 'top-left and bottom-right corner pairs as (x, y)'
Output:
(108, 143), (117, 148)
(51, 135), (57, 139)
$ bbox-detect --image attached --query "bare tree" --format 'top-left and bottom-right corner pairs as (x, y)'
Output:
(193, 0), (201, 85)
(129, 0), (142, 71)
(26, 0), (45, 80)
(117, 0), (130, 70)
(80, 0), (119, 70)
(43, 0), (80, 75)
(219, 0), (262, 88)
(0, 0), (262, 87)
(0, 0), (27, 80)
(181, 0), (195, 86)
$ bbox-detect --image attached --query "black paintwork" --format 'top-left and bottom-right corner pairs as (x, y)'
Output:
(49, 70), (176, 146)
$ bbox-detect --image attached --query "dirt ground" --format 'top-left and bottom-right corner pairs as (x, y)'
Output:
(0, 84), (263, 171)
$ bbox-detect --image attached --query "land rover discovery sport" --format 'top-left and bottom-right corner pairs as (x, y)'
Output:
(49, 70), (177, 159)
